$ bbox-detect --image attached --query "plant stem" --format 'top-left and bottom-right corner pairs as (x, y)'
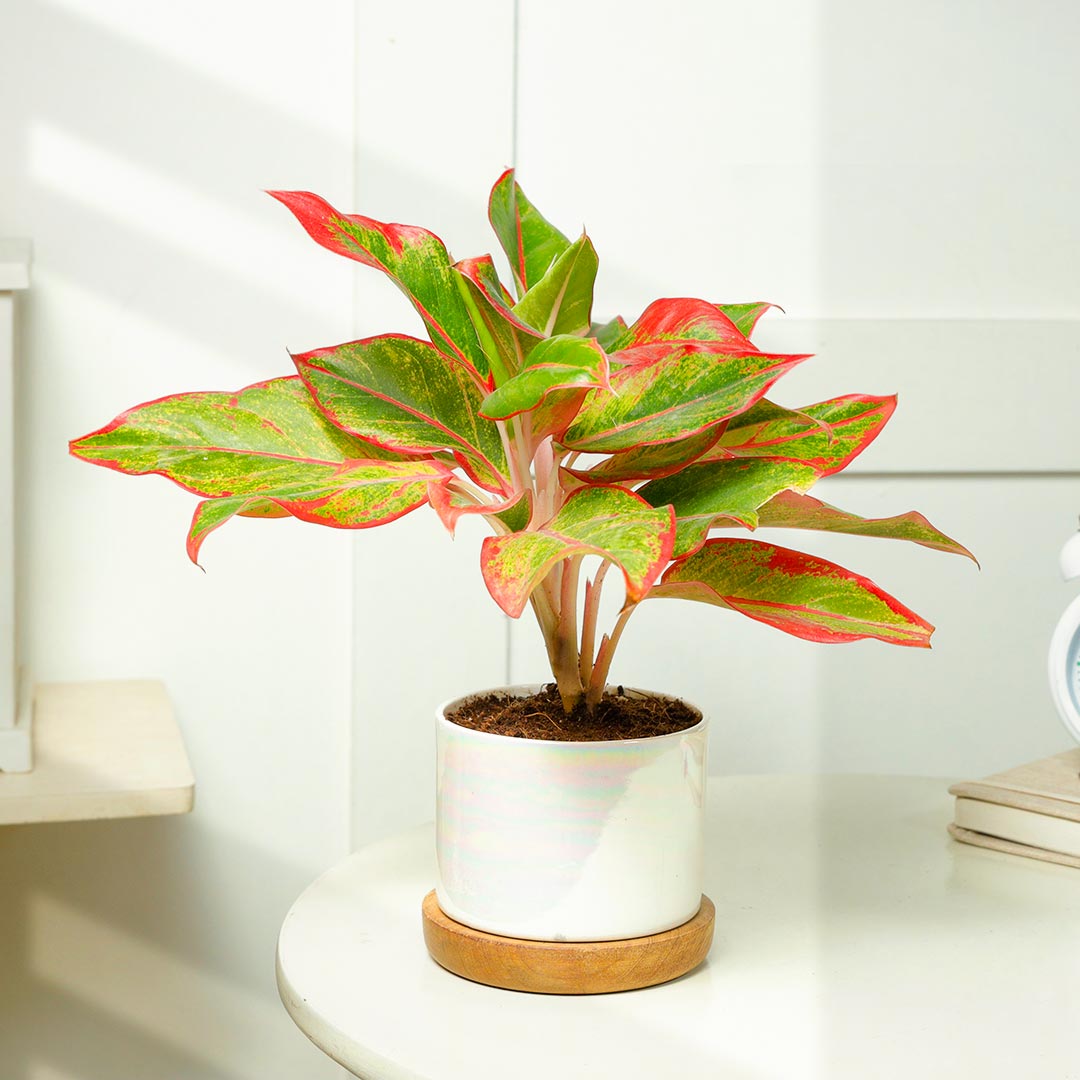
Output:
(552, 557), (584, 711)
(529, 590), (559, 663)
(445, 478), (488, 505)
(578, 560), (611, 685)
(532, 436), (554, 524)
(586, 601), (639, 709)
(511, 415), (533, 498)
(494, 420), (522, 496)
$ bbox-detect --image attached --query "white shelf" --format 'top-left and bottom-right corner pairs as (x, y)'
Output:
(0, 680), (195, 825)
(0, 239), (31, 291)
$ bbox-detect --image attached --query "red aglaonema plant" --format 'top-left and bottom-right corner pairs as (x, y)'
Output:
(71, 172), (974, 715)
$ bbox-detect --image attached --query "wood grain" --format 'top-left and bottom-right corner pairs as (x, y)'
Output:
(421, 891), (714, 995)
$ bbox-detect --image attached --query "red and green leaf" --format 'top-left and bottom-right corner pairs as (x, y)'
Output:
(704, 395), (897, 473)
(565, 427), (723, 484)
(561, 347), (809, 453)
(269, 190), (489, 380)
(69, 377), (451, 560)
(293, 334), (512, 494)
(488, 169), (571, 298)
(187, 496), (274, 563)
(715, 302), (777, 338)
(453, 254), (543, 382)
(640, 458), (819, 556)
(529, 388), (590, 443)
(732, 489), (977, 562)
(71, 377), (408, 494)
(653, 538), (934, 646)
(591, 315), (628, 350)
(512, 233), (598, 337)
(479, 336), (610, 420)
(428, 485), (532, 537)
(481, 486), (675, 618)
(609, 298), (756, 363)
(186, 455), (449, 562)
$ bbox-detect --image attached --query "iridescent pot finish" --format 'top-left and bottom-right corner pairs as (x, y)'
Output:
(435, 686), (708, 942)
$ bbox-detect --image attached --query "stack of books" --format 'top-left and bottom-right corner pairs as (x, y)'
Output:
(949, 748), (1080, 869)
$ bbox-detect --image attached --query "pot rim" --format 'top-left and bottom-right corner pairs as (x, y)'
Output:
(437, 683), (706, 748)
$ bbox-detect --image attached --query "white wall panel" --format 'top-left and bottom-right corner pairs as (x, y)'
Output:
(819, 0), (1080, 318)
(516, 0), (824, 318)
(754, 319), (1080, 473)
(514, 0), (1080, 320)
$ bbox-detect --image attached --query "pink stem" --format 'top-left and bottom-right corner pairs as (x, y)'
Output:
(578, 561), (611, 685)
(586, 602), (639, 709)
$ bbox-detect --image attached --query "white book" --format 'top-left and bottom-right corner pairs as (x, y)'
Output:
(948, 749), (1080, 869)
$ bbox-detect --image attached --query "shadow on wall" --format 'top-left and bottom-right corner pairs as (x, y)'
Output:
(0, 815), (334, 1079)
(0, 1), (379, 1077)
(2, 0), (519, 1071)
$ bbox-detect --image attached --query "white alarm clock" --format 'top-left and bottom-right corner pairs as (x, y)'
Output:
(1048, 526), (1080, 744)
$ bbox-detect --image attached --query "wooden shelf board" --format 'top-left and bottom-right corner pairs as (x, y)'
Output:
(0, 680), (195, 825)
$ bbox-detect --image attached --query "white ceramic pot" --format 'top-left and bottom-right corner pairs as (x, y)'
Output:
(435, 685), (708, 942)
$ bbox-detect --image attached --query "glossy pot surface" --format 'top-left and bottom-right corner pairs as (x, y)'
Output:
(435, 685), (708, 942)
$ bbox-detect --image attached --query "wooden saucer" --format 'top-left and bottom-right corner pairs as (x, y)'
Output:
(421, 891), (715, 995)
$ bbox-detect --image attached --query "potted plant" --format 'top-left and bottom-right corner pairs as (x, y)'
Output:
(70, 172), (973, 988)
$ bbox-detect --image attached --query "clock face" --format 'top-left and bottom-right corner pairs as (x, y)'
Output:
(1049, 593), (1080, 744)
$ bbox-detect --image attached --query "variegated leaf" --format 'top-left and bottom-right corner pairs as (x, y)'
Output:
(561, 347), (809, 453)
(640, 457), (819, 557)
(479, 336), (610, 420)
(428, 485), (531, 537)
(69, 376), (451, 560)
(610, 297), (756, 363)
(733, 489), (977, 562)
(488, 169), (571, 298)
(530, 388), (590, 443)
(654, 538), (934, 646)
(71, 376), (411, 494)
(293, 335), (512, 494)
(513, 234), (598, 337)
(565, 427), (723, 484)
(704, 395), (897, 473)
(591, 315), (628, 350)
(715, 302), (777, 338)
(186, 455), (448, 562)
(453, 255), (543, 382)
(481, 486), (675, 618)
(187, 496), (294, 564)
(269, 190), (489, 380)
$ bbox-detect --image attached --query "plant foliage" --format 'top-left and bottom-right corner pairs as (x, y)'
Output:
(71, 172), (974, 712)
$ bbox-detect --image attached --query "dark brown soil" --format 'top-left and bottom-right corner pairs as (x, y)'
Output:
(447, 684), (701, 742)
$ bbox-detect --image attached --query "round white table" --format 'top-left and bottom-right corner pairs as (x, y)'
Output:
(277, 776), (1080, 1079)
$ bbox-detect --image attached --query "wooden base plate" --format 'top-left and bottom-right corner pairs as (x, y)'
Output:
(421, 891), (715, 995)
